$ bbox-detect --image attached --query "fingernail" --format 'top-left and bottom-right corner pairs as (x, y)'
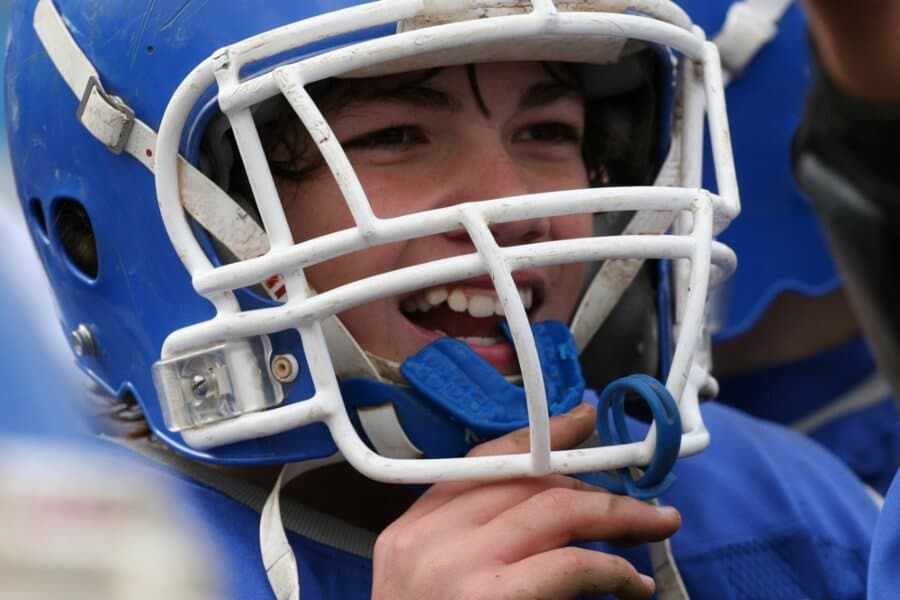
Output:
(568, 403), (594, 421)
(640, 574), (656, 590)
(655, 505), (679, 519)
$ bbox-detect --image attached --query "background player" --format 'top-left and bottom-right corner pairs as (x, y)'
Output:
(791, 0), (900, 597)
(677, 0), (899, 495)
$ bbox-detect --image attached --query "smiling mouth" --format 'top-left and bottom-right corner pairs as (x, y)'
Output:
(400, 284), (538, 345)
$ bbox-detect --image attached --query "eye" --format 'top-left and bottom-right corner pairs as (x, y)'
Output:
(514, 122), (581, 145)
(343, 125), (427, 150)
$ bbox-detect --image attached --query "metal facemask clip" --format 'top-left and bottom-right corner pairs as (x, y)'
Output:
(76, 76), (136, 155)
(152, 336), (284, 432)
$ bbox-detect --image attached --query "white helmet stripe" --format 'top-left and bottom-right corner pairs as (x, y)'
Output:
(33, 0), (279, 296)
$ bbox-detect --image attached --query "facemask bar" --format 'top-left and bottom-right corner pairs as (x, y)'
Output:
(150, 0), (738, 483)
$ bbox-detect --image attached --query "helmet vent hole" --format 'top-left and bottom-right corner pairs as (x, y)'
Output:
(28, 197), (48, 240)
(54, 198), (99, 279)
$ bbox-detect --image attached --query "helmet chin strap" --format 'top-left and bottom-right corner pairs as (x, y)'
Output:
(320, 315), (383, 381)
(570, 125), (683, 351)
(34, 0), (276, 273)
(319, 315), (432, 459)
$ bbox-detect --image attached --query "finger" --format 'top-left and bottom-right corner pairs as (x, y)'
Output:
(382, 475), (592, 554)
(468, 402), (597, 458)
(493, 546), (656, 600)
(400, 482), (679, 571)
(398, 403), (598, 523)
(475, 488), (681, 562)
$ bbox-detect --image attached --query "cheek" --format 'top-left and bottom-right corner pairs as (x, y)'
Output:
(332, 301), (392, 359)
(305, 242), (406, 294)
(527, 159), (590, 194)
(552, 213), (594, 240)
(282, 175), (380, 293)
(299, 242), (405, 360)
(278, 170), (417, 358)
(282, 177), (354, 243)
(552, 214), (593, 316)
(357, 169), (434, 219)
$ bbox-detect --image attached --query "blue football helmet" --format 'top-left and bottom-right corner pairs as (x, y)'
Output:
(6, 0), (739, 488)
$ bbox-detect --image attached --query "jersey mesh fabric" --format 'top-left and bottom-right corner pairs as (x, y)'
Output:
(869, 472), (900, 600)
(717, 335), (900, 494)
(583, 402), (876, 599)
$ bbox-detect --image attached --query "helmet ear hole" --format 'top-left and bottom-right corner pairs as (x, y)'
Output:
(28, 197), (49, 241)
(53, 198), (99, 280)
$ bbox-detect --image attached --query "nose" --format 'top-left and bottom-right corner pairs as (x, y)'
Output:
(443, 136), (552, 247)
(487, 206), (552, 247)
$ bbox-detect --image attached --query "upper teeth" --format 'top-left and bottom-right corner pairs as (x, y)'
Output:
(402, 286), (534, 317)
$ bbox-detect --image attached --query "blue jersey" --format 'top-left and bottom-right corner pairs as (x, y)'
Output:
(129, 401), (877, 600)
(717, 336), (900, 495)
(588, 402), (878, 599)
(869, 471), (900, 600)
(125, 442), (375, 600)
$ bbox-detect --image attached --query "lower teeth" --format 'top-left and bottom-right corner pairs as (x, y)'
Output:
(426, 330), (502, 346)
(459, 336), (504, 345)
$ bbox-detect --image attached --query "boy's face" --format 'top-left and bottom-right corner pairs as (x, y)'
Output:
(281, 61), (593, 375)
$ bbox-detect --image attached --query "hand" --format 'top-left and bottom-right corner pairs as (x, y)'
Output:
(372, 403), (681, 600)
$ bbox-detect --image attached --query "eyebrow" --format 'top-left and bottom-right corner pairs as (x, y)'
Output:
(327, 85), (462, 116)
(322, 78), (582, 116)
(517, 82), (584, 111)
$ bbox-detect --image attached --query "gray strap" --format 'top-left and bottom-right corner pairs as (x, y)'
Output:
(109, 437), (377, 558)
(791, 373), (892, 434)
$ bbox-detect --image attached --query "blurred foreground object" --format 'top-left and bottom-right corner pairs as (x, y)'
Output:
(0, 437), (223, 600)
(0, 207), (222, 599)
